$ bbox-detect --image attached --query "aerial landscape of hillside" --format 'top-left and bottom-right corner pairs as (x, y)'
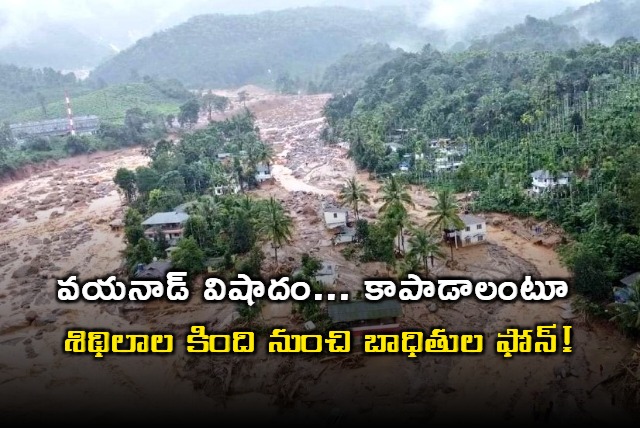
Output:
(1, 0), (640, 425)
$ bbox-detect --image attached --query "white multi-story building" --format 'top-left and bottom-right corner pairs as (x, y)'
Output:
(445, 214), (486, 247)
(530, 170), (570, 195)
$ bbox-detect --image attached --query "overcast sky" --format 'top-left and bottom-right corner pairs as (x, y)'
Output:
(0, 0), (595, 50)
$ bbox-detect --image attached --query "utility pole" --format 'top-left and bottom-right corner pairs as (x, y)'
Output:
(65, 90), (76, 136)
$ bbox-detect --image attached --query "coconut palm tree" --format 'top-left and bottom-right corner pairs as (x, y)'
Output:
(377, 175), (414, 213)
(381, 202), (409, 252)
(427, 188), (464, 261)
(338, 177), (370, 220)
(260, 196), (293, 265)
(256, 142), (275, 172)
(398, 253), (421, 279)
(408, 227), (446, 276)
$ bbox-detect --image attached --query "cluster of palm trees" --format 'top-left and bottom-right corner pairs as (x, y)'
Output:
(184, 194), (293, 268)
(338, 175), (465, 277)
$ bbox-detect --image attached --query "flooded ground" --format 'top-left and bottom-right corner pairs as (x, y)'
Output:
(0, 88), (636, 423)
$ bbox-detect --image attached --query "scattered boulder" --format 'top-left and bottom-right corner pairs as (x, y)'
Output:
(12, 263), (39, 278)
(24, 310), (38, 323)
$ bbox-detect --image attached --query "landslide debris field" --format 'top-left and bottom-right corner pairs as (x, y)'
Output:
(0, 88), (636, 423)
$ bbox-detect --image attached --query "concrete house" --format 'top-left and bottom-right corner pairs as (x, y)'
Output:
(293, 261), (338, 286)
(254, 164), (272, 182)
(323, 206), (349, 229)
(333, 226), (356, 245)
(456, 214), (486, 246)
(530, 170), (570, 195)
(445, 214), (486, 247)
(142, 211), (189, 245)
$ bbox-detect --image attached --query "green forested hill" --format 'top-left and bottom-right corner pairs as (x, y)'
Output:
(8, 79), (192, 124)
(324, 40), (640, 309)
(468, 16), (586, 52)
(90, 7), (441, 88)
(0, 61), (192, 124)
(319, 43), (405, 94)
(0, 64), (92, 121)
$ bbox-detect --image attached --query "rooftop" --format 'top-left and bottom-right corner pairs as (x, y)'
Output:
(336, 226), (356, 236)
(142, 211), (189, 226)
(621, 272), (640, 287)
(324, 206), (349, 214)
(459, 213), (485, 226)
(328, 300), (402, 323)
(134, 260), (172, 279)
(317, 262), (336, 276)
(530, 170), (571, 179)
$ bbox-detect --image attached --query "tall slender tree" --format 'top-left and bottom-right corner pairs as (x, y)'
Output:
(427, 189), (464, 261)
(260, 196), (293, 265)
(338, 177), (370, 220)
(408, 227), (446, 276)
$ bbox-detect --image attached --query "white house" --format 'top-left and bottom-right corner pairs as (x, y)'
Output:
(323, 206), (349, 229)
(530, 170), (571, 195)
(255, 164), (272, 182)
(293, 261), (338, 286)
(213, 183), (241, 196)
(446, 214), (486, 247)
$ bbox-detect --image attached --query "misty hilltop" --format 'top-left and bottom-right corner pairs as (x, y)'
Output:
(553, 0), (640, 44)
(0, 23), (114, 70)
(89, 7), (442, 88)
(466, 16), (587, 53)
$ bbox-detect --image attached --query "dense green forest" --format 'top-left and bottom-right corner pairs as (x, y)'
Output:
(468, 16), (586, 53)
(90, 7), (441, 88)
(318, 43), (405, 94)
(324, 39), (640, 327)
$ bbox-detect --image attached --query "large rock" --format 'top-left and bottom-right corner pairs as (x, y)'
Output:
(12, 263), (39, 278)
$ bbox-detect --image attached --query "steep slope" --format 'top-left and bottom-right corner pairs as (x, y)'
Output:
(319, 43), (405, 93)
